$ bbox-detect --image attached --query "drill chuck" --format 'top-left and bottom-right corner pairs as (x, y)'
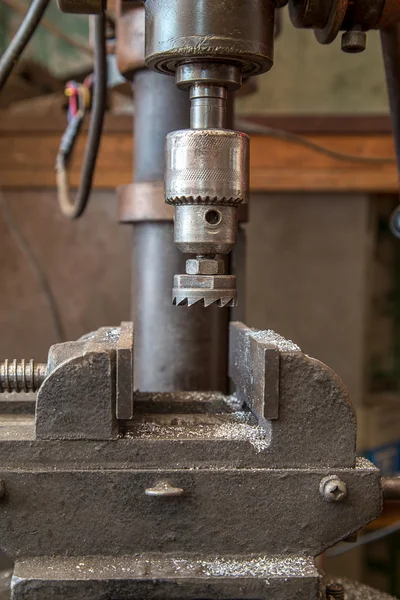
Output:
(165, 129), (249, 207)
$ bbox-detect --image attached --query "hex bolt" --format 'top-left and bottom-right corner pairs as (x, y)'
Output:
(326, 582), (345, 599)
(342, 26), (367, 54)
(320, 475), (348, 502)
(186, 258), (225, 276)
(0, 359), (47, 393)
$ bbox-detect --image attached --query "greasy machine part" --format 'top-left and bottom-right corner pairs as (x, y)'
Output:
(144, 0), (275, 307)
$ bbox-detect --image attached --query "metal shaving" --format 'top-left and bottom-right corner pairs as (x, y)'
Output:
(130, 411), (270, 453)
(224, 392), (244, 411)
(212, 417), (270, 453)
(355, 456), (376, 470)
(180, 555), (316, 578)
(250, 329), (300, 352)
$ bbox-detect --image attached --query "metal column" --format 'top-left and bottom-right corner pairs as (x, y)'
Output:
(131, 70), (229, 392)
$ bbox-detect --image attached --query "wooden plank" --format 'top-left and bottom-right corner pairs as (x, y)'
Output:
(0, 116), (398, 192)
(0, 113), (394, 134)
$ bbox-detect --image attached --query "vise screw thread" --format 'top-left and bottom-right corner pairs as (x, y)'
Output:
(0, 359), (47, 393)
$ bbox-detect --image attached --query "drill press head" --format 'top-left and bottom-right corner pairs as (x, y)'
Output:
(144, 0), (276, 307)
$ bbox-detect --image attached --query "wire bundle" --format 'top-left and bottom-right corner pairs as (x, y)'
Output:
(55, 14), (107, 219)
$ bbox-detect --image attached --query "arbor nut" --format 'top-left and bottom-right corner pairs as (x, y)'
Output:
(320, 476), (347, 502)
(186, 258), (224, 276)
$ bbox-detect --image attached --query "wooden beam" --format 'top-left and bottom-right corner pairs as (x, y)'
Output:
(0, 113), (398, 193)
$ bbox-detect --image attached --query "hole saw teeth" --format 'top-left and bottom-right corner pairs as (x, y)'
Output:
(173, 296), (237, 308)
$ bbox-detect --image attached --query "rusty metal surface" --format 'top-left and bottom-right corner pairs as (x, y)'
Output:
(289, 0), (334, 29)
(314, 0), (349, 44)
(118, 182), (174, 222)
(377, 0), (400, 29)
(116, 3), (145, 79)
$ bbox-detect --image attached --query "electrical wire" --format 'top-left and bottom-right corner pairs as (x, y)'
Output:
(0, 0), (51, 92)
(235, 118), (397, 165)
(0, 190), (66, 344)
(326, 521), (400, 557)
(55, 12), (107, 219)
(2, 0), (93, 58)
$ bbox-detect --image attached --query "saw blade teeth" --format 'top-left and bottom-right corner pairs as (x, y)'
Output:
(203, 298), (218, 307)
(173, 296), (188, 306)
(218, 297), (236, 307)
(173, 295), (237, 307)
(187, 297), (202, 307)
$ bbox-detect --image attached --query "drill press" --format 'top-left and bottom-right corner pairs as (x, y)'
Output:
(0, 1), (400, 599)
(146, 0), (273, 307)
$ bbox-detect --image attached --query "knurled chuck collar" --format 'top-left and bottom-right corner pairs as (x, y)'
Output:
(165, 129), (250, 207)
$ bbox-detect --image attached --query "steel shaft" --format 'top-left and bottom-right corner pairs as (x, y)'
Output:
(132, 70), (229, 392)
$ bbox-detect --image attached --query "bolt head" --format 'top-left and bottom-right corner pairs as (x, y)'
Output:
(186, 258), (224, 275)
(341, 29), (366, 54)
(320, 476), (347, 502)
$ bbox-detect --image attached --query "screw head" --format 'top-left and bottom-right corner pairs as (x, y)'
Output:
(342, 29), (367, 54)
(320, 475), (347, 502)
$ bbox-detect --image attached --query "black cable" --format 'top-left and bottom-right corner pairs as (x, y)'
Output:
(0, 190), (66, 344)
(56, 12), (107, 219)
(0, 0), (51, 92)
